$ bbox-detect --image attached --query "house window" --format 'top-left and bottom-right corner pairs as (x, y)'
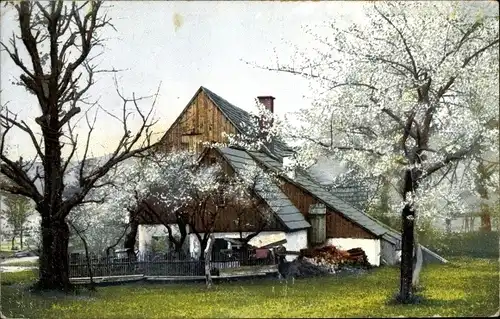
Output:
(209, 157), (217, 165)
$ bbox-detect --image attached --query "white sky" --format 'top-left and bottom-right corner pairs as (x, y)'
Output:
(0, 1), (365, 159)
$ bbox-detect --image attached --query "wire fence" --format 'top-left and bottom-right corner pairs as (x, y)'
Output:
(69, 248), (278, 278)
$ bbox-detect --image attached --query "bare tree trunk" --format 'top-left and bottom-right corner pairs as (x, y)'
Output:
(204, 233), (215, 289)
(106, 224), (130, 258)
(399, 170), (416, 303)
(164, 220), (187, 253)
(36, 217), (72, 291)
(20, 229), (23, 250)
(124, 221), (139, 261)
(477, 162), (492, 232)
(445, 218), (451, 233)
(196, 232), (210, 261)
(480, 205), (492, 232)
(11, 236), (15, 251)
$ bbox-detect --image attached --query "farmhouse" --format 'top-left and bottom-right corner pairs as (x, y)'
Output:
(134, 86), (446, 266)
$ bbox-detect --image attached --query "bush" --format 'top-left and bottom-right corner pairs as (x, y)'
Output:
(367, 207), (499, 258)
(422, 231), (499, 258)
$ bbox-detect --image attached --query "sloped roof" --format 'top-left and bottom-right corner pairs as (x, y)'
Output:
(247, 150), (389, 237)
(201, 87), (295, 161)
(201, 87), (251, 134)
(246, 150), (447, 262)
(216, 147), (310, 231)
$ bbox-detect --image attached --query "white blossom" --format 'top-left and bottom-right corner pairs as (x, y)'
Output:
(273, 2), (499, 221)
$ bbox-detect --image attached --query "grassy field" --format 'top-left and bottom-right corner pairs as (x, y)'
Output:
(0, 257), (498, 318)
(0, 260), (39, 267)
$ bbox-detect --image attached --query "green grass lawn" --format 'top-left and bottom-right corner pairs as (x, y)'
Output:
(1, 257), (498, 318)
(0, 260), (39, 267)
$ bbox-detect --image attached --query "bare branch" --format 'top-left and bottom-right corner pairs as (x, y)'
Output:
(0, 110), (45, 164)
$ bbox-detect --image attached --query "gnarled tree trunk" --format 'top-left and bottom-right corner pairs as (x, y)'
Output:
(124, 221), (139, 261)
(20, 228), (23, 250)
(36, 217), (72, 291)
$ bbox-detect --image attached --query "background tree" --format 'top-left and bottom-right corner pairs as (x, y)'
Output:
(260, 1), (499, 303)
(0, 192), (33, 250)
(107, 152), (198, 255)
(0, 1), (159, 291)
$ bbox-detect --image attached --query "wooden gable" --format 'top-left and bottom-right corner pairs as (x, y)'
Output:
(157, 89), (238, 154)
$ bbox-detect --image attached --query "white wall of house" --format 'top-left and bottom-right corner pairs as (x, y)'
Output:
(326, 237), (381, 266)
(284, 230), (308, 261)
(137, 224), (174, 254)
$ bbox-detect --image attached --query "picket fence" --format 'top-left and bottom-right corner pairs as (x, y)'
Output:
(69, 249), (277, 278)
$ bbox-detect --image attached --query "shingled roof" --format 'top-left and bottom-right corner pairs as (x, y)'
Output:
(248, 151), (390, 237)
(201, 87), (251, 134)
(201, 87), (295, 161)
(216, 147), (311, 231)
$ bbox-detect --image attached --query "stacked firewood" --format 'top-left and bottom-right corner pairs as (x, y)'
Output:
(299, 245), (370, 268)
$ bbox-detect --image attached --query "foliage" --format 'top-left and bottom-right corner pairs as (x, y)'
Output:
(273, 1), (499, 221)
(67, 195), (129, 255)
(421, 231), (499, 259)
(105, 151), (225, 253)
(0, 257), (498, 318)
(0, 193), (34, 246)
(222, 99), (285, 152)
(108, 149), (279, 254)
(151, 236), (167, 253)
(262, 1), (498, 301)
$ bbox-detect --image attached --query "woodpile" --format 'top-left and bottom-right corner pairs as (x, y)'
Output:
(274, 244), (371, 279)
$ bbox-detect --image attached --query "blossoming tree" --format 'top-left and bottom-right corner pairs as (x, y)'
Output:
(262, 1), (499, 303)
(99, 152), (198, 256)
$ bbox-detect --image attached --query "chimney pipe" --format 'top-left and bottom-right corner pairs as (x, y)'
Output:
(257, 96), (275, 113)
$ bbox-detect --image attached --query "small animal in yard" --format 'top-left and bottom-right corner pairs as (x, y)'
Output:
(277, 255), (297, 284)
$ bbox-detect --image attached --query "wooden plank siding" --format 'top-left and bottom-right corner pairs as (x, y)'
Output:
(157, 90), (237, 154)
(279, 180), (376, 239)
(192, 148), (285, 233)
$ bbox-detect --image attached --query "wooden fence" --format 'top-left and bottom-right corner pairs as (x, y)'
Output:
(69, 249), (277, 278)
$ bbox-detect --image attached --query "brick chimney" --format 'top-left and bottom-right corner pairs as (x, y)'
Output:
(257, 96), (275, 113)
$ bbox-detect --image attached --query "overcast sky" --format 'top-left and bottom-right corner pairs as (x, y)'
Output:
(0, 1), (365, 159)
